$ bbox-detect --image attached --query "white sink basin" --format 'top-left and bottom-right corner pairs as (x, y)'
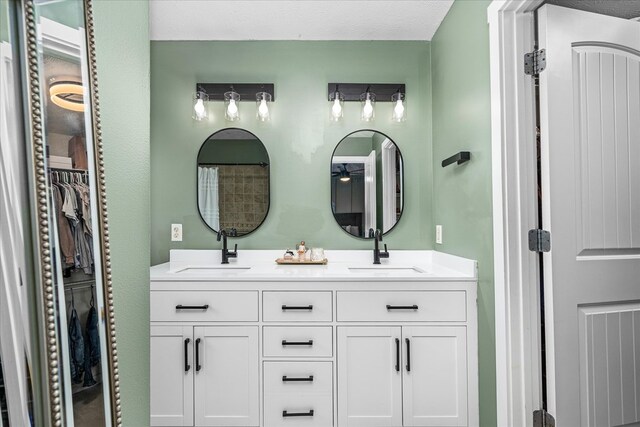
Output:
(348, 266), (427, 275)
(171, 266), (251, 276)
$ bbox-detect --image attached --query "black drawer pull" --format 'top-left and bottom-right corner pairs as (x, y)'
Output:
(282, 375), (314, 382)
(282, 410), (314, 417)
(176, 304), (209, 310)
(406, 338), (411, 372)
(386, 304), (419, 310)
(184, 338), (191, 372)
(395, 338), (400, 372)
(195, 338), (202, 372)
(282, 340), (314, 346)
(282, 305), (313, 311)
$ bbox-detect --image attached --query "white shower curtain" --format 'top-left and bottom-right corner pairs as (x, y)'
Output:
(198, 166), (220, 231)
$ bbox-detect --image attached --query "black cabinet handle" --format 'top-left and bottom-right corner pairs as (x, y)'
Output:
(282, 340), (314, 346)
(176, 304), (209, 310)
(405, 338), (411, 372)
(282, 375), (314, 382)
(386, 305), (419, 311)
(281, 305), (313, 311)
(395, 338), (400, 372)
(282, 410), (314, 417)
(195, 338), (202, 372)
(184, 338), (191, 372)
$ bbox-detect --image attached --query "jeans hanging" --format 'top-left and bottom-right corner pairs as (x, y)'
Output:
(86, 295), (101, 366)
(68, 303), (84, 384)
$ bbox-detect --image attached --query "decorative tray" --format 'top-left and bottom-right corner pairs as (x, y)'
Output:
(275, 258), (328, 265)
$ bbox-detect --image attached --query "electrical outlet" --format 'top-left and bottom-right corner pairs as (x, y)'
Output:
(171, 224), (183, 242)
(436, 225), (443, 244)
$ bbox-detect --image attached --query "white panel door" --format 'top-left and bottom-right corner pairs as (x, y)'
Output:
(337, 326), (402, 427)
(194, 326), (259, 426)
(538, 5), (640, 426)
(402, 326), (467, 427)
(150, 325), (194, 426)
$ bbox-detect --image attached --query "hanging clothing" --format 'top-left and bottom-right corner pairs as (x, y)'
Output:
(198, 166), (220, 230)
(68, 304), (84, 384)
(51, 185), (75, 265)
(85, 297), (100, 367)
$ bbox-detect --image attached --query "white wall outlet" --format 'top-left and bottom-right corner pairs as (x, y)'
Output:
(171, 223), (183, 242)
(436, 225), (443, 244)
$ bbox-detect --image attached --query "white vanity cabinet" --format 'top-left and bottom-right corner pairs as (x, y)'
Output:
(150, 250), (479, 427)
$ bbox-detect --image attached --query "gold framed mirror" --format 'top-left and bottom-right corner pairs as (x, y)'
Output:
(18, 0), (121, 425)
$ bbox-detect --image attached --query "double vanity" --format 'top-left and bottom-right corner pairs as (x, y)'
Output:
(150, 249), (479, 427)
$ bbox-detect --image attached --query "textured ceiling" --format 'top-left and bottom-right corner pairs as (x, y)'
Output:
(545, 0), (640, 19)
(149, 1), (454, 41)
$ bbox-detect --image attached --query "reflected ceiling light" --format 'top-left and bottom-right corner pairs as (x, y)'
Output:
(339, 169), (351, 182)
(49, 81), (84, 112)
(224, 90), (241, 122)
(330, 86), (344, 122)
(192, 90), (209, 121)
(391, 90), (406, 122)
(256, 91), (271, 122)
(360, 88), (375, 122)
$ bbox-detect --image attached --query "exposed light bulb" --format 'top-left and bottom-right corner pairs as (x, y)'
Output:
(331, 98), (343, 119)
(258, 98), (269, 120)
(193, 98), (206, 120)
(393, 99), (405, 121)
(227, 98), (239, 119)
(362, 98), (374, 120)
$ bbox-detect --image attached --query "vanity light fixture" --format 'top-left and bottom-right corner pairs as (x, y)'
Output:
(256, 91), (271, 122)
(327, 83), (405, 122)
(192, 83), (275, 122)
(192, 90), (209, 121)
(329, 86), (344, 122)
(49, 80), (84, 112)
(360, 88), (376, 122)
(391, 90), (406, 122)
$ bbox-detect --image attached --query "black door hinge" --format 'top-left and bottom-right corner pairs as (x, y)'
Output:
(525, 49), (546, 75)
(529, 229), (551, 253)
(533, 409), (556, 427)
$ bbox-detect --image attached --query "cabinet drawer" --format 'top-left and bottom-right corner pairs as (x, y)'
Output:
(263, 327), (333, 357)
(264, 362), (332, 395)
(336, 291), (466, 322)
(264, 394), (333, 427)
(263, 292), (332, 322)
(150, 291), (258, 322)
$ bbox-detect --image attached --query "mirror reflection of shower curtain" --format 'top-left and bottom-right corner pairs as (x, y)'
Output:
(198, 166), (220, 231)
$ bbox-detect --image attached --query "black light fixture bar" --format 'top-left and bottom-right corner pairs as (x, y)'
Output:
(196, 83), (275, 101)
(441, 151), (471, 168)
(328, 83), (405, 101)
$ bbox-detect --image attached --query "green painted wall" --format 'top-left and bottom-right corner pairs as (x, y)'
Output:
(431, 1), (496, 426)
(93, 1), (150, 425)
(151, 41), (433, 264)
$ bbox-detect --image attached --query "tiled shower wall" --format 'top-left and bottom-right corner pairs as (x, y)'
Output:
(218, 165), (269, 234)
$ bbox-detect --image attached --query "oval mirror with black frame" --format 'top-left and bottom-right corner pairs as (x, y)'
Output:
(197, 128), (270, 236)
(331, 130), (404, 239)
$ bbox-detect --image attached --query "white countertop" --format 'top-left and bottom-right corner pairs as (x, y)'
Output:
(150, 250), (477, 282)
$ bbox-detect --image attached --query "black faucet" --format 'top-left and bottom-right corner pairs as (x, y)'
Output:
(217, 229), (238, 264)
(373, 229), (389, 265)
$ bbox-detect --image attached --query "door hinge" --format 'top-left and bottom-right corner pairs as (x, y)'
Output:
(528, 229), (551, 253)
(533, 409), (556, 427)
(524, 49), (546, 75)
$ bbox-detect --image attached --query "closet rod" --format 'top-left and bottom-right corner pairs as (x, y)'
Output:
(64, 279), (96, 289)
(49, 167), (88, 173)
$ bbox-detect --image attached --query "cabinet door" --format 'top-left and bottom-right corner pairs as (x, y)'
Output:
(194, 326), (259, 426)
(337, 327), (402, 427)
(150, 325), (193, 426)
(402, 326), (468, 426)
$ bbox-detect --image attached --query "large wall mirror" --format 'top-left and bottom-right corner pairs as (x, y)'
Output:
(197, 128), (270, 236)
(3, 0), (122, 425)
(331, 130), (404, 238)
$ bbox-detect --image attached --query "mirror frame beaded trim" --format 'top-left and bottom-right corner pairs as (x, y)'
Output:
(21, 0), (122, 425)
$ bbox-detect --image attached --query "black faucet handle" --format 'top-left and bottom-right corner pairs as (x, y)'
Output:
(384, 244), (388, 253)
(233, 244), (238, 253)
